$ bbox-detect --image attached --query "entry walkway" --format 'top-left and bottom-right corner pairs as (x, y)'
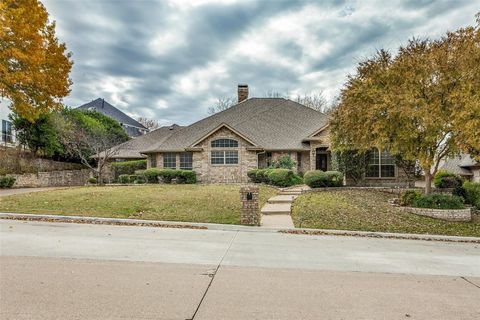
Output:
(260, 185), (310, 228)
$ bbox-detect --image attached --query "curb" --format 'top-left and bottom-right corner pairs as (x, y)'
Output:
(1, 212), (479, 243)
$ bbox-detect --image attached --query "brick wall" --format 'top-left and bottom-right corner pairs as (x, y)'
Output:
(397, 206), (472, 222)
(8, 169), (91, 188)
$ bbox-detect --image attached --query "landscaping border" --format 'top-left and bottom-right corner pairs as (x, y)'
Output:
(396, 206), (472, 222)
(1, 212), (479, 243)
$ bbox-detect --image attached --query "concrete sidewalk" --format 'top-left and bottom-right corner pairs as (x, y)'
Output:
(0, 187), (62, 197)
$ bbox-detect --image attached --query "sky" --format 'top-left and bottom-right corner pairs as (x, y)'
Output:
(40, 0), (478, 126)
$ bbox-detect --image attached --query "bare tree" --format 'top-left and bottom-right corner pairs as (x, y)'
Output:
(293, 92), (328, 113)
(54, 115), (126, 184)
(207, 97), (236, 115)
(137, 117), (160, 130)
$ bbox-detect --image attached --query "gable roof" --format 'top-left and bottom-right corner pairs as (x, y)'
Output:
(77, 98), (147, 130)
(100, 124), (183, 159)
(439, 154), (478, 176)
(142, 98), (329, 153)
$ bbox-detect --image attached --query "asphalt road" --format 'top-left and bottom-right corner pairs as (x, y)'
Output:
(1, 220), (479, 319)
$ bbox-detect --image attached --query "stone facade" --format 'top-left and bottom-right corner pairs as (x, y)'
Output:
(240, 185), (260, 226)
(8, 169), (91, 188)
(397, 206), (472, 222)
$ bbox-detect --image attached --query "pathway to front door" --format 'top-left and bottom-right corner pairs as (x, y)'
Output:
(260, 185), (310, 228)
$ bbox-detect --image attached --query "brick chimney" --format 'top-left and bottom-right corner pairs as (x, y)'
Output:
(237, 84), (249, 103)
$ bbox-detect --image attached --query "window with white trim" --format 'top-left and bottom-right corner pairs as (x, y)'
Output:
(210, 150), (239, 165)
(180, 152), (193, 170)
(150, 154), (157, 168)
(163, 153), (176, 168)
(366, 149), (395, 178)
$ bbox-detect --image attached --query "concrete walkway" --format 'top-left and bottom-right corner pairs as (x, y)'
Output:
(0, 187), (62, 197)
(260, 185), (310, 228)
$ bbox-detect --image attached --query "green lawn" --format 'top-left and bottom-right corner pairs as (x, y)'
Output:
(0, 185), (277, 225)
(292, 189), (480, 237)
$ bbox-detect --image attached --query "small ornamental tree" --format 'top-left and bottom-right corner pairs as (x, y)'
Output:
(331, 15), (480, 194)
(0, 0), (73, 122)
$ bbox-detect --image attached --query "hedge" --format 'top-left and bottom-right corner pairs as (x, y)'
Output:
(400, 190), (422, 206)
(433, 170), (463, 189)
(413, 194), (464, 209)
(247, 168), (302, 187)
(111, 160), (147, 180)
(463, 181), (480, 209)
(0, 176), (16, 189)
(142, 168), (197, 184)
(303, 170), (343, 188)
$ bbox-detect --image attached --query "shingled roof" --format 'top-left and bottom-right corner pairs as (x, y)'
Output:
(78, 98), (147, 130)
(106, 125), (183, 159)
(439, 154), (479, 176)
(142, 98), (329, 153)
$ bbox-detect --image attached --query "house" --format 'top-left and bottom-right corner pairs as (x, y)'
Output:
(77, 98), (149, 137)
(438, 154), (480, 183)
(0, 107), (16, 148)
(107, 85), (411, 186)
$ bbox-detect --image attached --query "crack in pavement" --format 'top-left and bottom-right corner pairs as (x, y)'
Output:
(461, 276), (480, 289)
(187, 231), (238, 320)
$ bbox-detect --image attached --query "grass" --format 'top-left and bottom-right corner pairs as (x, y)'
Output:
(291, 189), (480, 237)
(0, 185), (277, 225)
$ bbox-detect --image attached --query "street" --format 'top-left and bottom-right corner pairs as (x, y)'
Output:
(1, 219), (479, 319)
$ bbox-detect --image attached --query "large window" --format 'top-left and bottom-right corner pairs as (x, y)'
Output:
(366, 149), (395, 178)
(180, 152), (193, 170)
(1, 120), (13, 143)
(149, 154), (157, 168)
(211, 151), (239, 165)
(163, 153), (176, 168)
(211, 138), (238, 148)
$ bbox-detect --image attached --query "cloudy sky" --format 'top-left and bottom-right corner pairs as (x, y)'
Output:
(42, 0), (478, 125)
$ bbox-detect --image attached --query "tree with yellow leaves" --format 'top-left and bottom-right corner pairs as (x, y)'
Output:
(0, 0), (73, 122)
(331, 14), (480, 194)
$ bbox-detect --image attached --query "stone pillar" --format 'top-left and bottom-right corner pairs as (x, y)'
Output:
(240, 185), (260, 226)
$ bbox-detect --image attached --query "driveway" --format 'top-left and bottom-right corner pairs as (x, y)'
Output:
(1, 220), (479, 319)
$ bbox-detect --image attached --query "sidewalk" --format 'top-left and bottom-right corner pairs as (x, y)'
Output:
(0, 187), (62, 197)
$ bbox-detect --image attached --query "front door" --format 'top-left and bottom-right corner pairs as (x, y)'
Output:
(316, 153), (328, 171)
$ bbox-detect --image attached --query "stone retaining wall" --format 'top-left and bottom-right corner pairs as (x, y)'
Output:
(397, 206), (472, 222)
(8, 169), (91, 188)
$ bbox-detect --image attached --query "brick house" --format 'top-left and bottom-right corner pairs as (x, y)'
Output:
(109, 85), (411, 186)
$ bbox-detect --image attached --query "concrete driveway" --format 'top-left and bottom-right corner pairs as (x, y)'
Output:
(1, 220), (479, 319)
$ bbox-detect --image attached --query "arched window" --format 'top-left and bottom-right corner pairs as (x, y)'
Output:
(211, 138), (238, 148)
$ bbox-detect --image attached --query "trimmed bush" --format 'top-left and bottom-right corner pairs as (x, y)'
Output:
(143, 168), (197, 184)
(463, 181), (480, 209)
(304, 170), (344, 188)
(133, 175), (146, 184)
(433, 170), (463, 189)
(112, 160), (147, 180)
(88, 177), (98, 184)
(0, 176), (16, 188)
(400, 190), (422, 206)
(143, 168), (162, 183)
(176, 170), (197, 184)
(247, 168), (301, 187)
(272, 155), (296, 169)
(413, 194), (464, 209)
(118, 174), (130, 184)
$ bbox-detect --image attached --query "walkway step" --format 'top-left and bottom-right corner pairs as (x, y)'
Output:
(268, 195), (297, 204)
(261, 203), (291, 215)
(278, 191), (302, 196)
(261, 214), (294, 228)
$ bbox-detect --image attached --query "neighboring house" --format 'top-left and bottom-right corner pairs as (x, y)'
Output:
(438, 154), (480, 183)
(77, 98), (149, 137)
(0, 107), (16, 148)
(107, 85), (410, 186)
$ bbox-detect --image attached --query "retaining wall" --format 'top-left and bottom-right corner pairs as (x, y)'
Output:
(397, 206), (472, 222)
(7, 169), (91, 188)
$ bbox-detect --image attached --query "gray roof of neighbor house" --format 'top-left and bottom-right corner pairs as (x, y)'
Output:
(142, 98), (329, 153)
(107, 125), (184, 159)
(439, 154), (479, 176)
(77, 98), (147, 130)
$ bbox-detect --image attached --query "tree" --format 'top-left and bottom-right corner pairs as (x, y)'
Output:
(331, 15), (480, 193)
(0, 0), (73, 122)
(264, 90), (329, 113)
(207, 97), (236, 115)
(137, 117), (160, 130)
(54, 109), (129, 182)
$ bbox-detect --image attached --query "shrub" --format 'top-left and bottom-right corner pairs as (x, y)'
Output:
(463, 181), (480, 209)
(0, 176), (16, 189)
(304, 170), (344, 188)
(433, 170), (463, 189)
(118, 174), (130, 184)
(413, 194), (464, 209)
(88, 177), (97, 184)
(143, 169), (197, 184)
(143, 168), (162, 183)
(272, 155), (296, 169)
(176, 170), (197, 184)
(111, 160), (147, 180)
(247, 169), (261, 183)
(400, 190), (422, 206)
(266, 169), (295, 187)
(133, 175), (146, 184)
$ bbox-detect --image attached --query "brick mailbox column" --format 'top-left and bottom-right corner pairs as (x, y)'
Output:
(240, 185), (260, 226)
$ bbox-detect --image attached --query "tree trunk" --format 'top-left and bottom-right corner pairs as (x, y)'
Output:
(424, 171), (433, 195)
